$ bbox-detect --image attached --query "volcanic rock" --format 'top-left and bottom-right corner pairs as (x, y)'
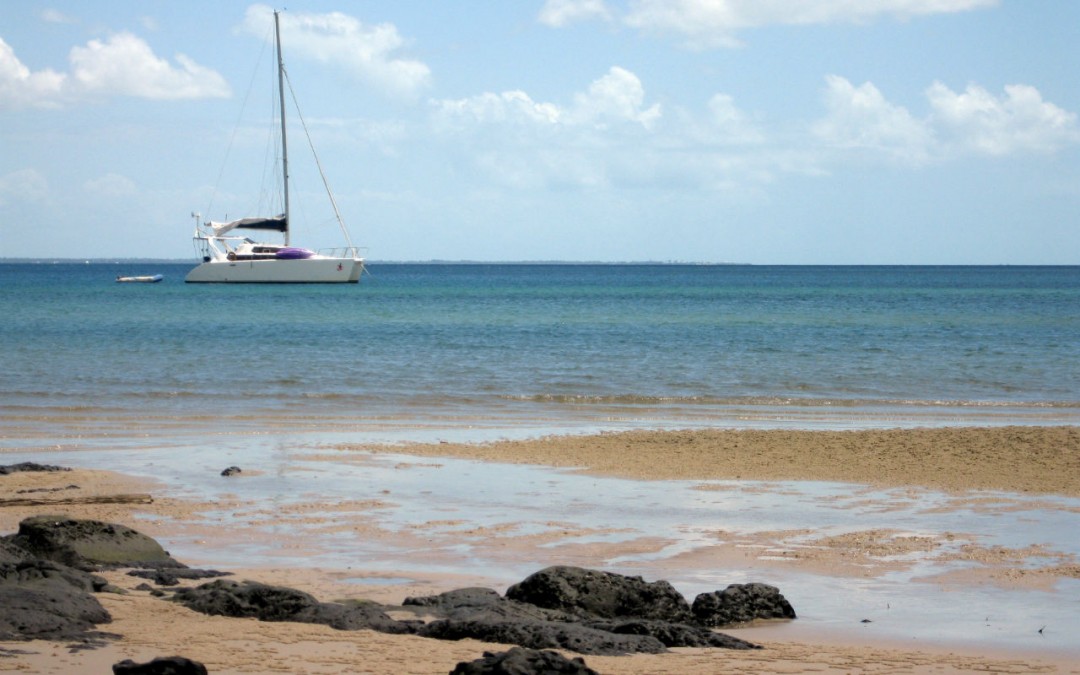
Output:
(112, 656), (208, 674)
(0, 559), (112, 642)
(505, 565), (693, 623)
(691, 582), (797, 626)
(172, 579), (409, 633)
(1, 515), (180, 571)
(450, 647), (599, 674)
(0, 462), (70, 475)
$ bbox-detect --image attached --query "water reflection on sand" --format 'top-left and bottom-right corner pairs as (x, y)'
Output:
(7, 428), (1078, 658)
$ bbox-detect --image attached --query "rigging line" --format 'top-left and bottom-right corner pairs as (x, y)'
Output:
(206, 22), (275, 221)
(281, 66), (357, 250)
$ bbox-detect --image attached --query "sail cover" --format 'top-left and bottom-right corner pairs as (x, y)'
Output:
(211, 215), (287, 236)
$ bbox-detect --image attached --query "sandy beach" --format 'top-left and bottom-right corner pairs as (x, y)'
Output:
(2, 426), (1079, 673)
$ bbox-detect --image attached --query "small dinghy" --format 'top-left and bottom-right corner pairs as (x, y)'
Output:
(116, 274), (164, 283)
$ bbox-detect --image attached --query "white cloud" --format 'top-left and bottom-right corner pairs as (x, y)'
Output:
(241, 4), (431, 100)
(813, 75), (933, 164)
(586, 0), (999, 48)
(0, 169), (48, 205)
(538, 0), (613, 27)
(568, 66), (661, 129)
(83, 172), (137, 198)
(927, 81), (1080, 156)
(433, 90), (562, 127)
(0, 33), (228, 109)
(433, 67), (659, 131)
(430, 68), (1077, 195)
(70, 32), (230, 100)
(0, 37), (67, 109)
(811, 75), (1080, 163)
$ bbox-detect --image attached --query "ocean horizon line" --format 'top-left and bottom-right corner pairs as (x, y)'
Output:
(2, 258), (1076, 268)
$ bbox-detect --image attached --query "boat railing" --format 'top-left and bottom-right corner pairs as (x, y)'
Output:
(318, 247), (366, 260)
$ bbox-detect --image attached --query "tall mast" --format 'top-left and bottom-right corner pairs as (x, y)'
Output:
(274, 10), (290, 246)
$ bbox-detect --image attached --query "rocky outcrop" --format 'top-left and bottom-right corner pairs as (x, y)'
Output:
(0, 462), (70, 475)
(1, 515), (180, 571)
(0, 510), (791, 665)
(0, 516), (187, 644)
(450, 647), (599, 674)
(691, 582), (797, 626)
(171, 579), (409, 633)
(402, 567), (763, 654)
(506, 566), (694, 623)
(112, 656), (208, 675)
(0, 559), (113, 642)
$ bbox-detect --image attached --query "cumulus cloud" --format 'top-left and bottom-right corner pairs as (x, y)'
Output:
(548, 0), (998, 48)
(927, 81), (1080, 156)
(70, 33), (229, 100)
(811, 75), (1079, 163)
(813, 75), (934, 163)
(568, 66), (661, 129)
(538, 0), (613, 27)
(0, 33), (228, 109)
(433, 66), (659, 131)
(241, 4), (431, 99)
(0, 38), (67, 109)
(430, 67), (663, 190)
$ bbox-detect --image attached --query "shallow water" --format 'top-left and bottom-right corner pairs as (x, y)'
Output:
(5, 430), (1078, 657)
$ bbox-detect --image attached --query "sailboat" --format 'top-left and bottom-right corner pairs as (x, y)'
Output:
(186, 10), (364, 284)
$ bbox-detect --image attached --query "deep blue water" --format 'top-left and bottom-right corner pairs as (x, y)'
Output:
(2, 262), (1079, 447)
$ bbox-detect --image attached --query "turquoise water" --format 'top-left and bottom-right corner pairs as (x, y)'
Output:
(4, 261), (1080, 657)
(2, 263), (1079, 448)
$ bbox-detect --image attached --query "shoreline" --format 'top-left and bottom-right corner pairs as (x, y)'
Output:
(2, 426), (1079, 673)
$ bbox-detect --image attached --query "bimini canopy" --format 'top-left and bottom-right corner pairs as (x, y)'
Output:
(210, 215), (287, 236)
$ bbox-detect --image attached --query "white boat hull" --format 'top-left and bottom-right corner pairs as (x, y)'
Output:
(185, 257), (363, 283)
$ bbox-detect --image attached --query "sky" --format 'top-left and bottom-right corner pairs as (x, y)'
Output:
(1, 0), (1078, 264)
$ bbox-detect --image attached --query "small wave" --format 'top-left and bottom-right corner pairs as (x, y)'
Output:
(505, 394), (1080, 409)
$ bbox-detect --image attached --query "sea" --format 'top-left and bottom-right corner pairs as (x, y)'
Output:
(2, 262), (1079, 450)
(3, 261), (1080, 656)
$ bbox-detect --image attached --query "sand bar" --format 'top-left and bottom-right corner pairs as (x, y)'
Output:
(351, 426), (1080, 495)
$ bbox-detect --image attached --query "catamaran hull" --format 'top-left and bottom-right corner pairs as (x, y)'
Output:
(185, 257), (363, 283)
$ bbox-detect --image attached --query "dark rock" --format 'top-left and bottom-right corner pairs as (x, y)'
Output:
(112, 656), (208, 675)
(691, 583), (796, 627)
(0, 463), (70, 475)
(418, 618), (667, 655)
(0, 538), (27, 564)
(506, 566), (693, 623)
(1, 516), (181, 571)
(0, 560), (112, 642)
(587, 619), (760, 649)
(404, 586), (503, 610)
(220, 466), (242, 477)
(450, 647), (599, 674)
(172, 579), (409, 633)
(403, 587), (578, 624)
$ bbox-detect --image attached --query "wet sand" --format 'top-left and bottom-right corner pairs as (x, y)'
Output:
(353, 426), (1080, 496)
(2, 426), (1079, 673)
